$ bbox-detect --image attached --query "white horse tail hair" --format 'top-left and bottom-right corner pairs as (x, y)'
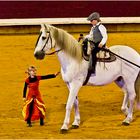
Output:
(135, 71), (140, 108)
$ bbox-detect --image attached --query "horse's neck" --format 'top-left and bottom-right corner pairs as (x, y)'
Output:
(56, 46), (89, 82)
(52, 27), (82, 62)
(56, 47), (72, 71)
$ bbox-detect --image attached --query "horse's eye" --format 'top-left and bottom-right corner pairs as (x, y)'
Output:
(42, 36), (46, 40)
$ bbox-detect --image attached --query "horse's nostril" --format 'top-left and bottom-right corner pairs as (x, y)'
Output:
(34, 51), (45, 59)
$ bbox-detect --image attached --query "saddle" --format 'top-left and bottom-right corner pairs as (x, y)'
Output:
(82, 43), (116, 62)
(82, 43), (116, 86)
(97, 50), (116, 62)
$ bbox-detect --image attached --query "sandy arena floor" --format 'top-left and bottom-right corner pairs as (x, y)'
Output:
(0, 31), (140, 139)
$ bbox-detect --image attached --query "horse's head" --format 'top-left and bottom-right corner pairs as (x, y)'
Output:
(34, 24), (83, 62)
(34, 24), (54, 60)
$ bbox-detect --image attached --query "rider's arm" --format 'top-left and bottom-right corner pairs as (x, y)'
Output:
(99, 25), (108, 46)
(85, 27), (94, 41)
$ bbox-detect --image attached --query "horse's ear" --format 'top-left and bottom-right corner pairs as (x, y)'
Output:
(41, 24), (45, 29)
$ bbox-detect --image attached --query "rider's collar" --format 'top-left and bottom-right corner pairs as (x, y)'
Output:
(93, 22), (101, 27)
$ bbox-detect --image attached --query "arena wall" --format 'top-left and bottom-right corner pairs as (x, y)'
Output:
(0, 1), (140, 34)
(0, 1), (140, 18)
(0, 17), (140, 34)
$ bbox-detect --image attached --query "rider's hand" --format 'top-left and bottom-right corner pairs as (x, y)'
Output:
(83, 38), (88, 43)
(98, 43), (103, 48)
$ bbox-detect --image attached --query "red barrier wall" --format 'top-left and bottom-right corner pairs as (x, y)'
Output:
(0, 1), (139, 19)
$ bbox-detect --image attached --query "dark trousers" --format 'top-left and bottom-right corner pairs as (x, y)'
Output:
(27, 99), (34, 125)
(90, 43), (105, 73)
(27, 99), (44, 126)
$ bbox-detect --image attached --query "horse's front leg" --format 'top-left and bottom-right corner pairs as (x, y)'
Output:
(66, 82), (80, 129)
(72, 96), (80, 128)
(60, 80), (82, 133)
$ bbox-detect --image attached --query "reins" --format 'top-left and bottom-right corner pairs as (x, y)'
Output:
(45, 49), (62, 55)
(102, 48), (140, 68)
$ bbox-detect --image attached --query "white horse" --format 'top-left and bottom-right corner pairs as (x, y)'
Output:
(34, 24), (140, 133)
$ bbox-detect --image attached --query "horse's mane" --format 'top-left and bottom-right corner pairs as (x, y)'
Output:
(49, 25), (83, 62)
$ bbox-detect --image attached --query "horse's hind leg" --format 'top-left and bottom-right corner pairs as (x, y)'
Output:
(122, 83), (136, 125)
(115, 77), (129, 116)
(121, 90), (129, 116)
(72, 97), (80, 128)
(115, 77), (136, 125)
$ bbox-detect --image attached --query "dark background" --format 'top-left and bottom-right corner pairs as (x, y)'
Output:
(0, 1), (139, 19)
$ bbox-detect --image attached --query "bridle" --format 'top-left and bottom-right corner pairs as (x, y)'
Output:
(35, 25), (62, 56)
(41, 31), (52, 52)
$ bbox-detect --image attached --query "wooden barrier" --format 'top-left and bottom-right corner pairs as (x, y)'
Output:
(0, 17), (140, 34)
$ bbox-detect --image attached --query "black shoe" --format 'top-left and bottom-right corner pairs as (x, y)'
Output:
(40, 118), (44, 126)
(27, 119), (32, 127)
(27, 123), (32, 127)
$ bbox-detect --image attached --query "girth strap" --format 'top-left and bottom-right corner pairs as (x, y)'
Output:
(83, 71), (92, 86)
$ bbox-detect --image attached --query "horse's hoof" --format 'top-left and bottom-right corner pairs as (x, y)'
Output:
(122, 121), (130, 126)
(60, 129), (68, 134)
(72, 125), (79, 129)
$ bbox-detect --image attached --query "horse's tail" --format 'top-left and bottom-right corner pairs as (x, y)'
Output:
(135, 71), (140, 107)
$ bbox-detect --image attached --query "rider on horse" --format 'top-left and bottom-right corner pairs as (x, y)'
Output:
(85, 12), (108, 74)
